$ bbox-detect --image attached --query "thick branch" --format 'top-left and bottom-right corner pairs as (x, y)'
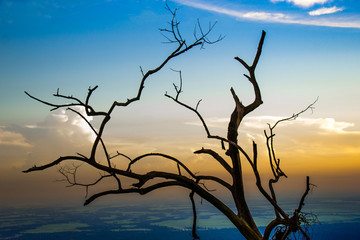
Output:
(126, 153), (197, 178)
(297, 176), (310, 213)
(23, 156), (86, 173)
(84, 181), (182, 205)
(125, 153), (232, 190)
(85, 171), (261, 240)
(196, 175), (232, 190)
(190, 189), (200, 239)
(194, 148), (232, 174)
(263, 218), (287, 240)
(233, 30), (265, 116)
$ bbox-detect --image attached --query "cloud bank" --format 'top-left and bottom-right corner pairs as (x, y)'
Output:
(27, 107), (96, 143)
(0, 107), (96, 170)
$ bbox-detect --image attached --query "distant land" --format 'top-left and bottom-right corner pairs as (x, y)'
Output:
(1, 196), (359, 239)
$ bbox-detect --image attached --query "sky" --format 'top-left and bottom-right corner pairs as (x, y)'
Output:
(0, 0), (359, 212)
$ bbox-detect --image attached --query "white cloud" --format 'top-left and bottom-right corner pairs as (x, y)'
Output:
(52, 110), (69, 123)
(242, 11), (289, 21)
(172, 0), (360, 28)
(309, 6), (345, 16)
(68, 108), (95, 139)
(303, 118), (358, 134)
(271, 0), (328, 8)
(32, 107), (96, 142)
(0, 126), (31, 147)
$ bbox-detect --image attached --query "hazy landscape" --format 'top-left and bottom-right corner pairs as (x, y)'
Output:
(2, 196), (359, 239)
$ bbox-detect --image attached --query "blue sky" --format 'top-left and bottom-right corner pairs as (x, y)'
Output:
(1, 0), (359, 122)
(0, 0), (359, 208)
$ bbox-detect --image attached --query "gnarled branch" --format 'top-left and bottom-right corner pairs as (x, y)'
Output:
(23, 8), (317, 238)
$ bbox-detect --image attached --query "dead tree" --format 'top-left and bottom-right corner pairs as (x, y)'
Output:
(23, 5), (316, 240)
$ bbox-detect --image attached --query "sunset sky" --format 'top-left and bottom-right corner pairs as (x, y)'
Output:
(0, 0), (359, 208)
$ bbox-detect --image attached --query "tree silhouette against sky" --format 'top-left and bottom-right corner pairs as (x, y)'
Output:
(23, 4), (317, 240)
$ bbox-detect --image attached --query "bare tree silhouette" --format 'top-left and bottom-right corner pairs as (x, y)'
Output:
(23, 4), (317, 240)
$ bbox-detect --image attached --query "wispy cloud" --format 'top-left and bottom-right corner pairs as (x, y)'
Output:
(308, 6), (345, 16)
(185, 115), (360, 135)
(243, 116), (360, 135)
(172, 0), (360, 28)
(271, 0), (328, 8)
(0, 126), (31, 147)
